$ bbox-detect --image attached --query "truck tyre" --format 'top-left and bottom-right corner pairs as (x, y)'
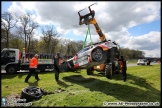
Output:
(112, 61), (115, 74)
(60, 62), (68, 72)
(37, 69), (45, 72)
(92, 48), (103, 62)
(110, 48), (116, 62)
(6, 66), (17, 74)
(20, 86), (43, 102)
(105, 64), (112, 79)
(115, 62), (120, 74)
(87, 67), (94, 75)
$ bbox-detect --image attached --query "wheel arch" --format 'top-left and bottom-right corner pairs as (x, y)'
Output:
(91, 46), (103, 56)
(5, 64), (19, 74)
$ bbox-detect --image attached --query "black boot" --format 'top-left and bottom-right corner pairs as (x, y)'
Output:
(24, 76), (30, 83)
(35, 75), (40, 81)
(55, 74), (59, 82)
(123, 76), (126, 82)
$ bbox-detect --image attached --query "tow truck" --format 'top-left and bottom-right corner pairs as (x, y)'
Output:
(1, 48), (54, 74)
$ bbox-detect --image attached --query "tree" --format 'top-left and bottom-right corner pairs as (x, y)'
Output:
(1, 11), (18, 48)
(50, 37), (60, 54)
(41, 25), (60, 54)
(29, 39), (39, 53)
(1, 28), (7, 50)
(63, 39), (83, 56)
(9, 37), (23, 49)
(120, 48), (145, 59)
(19, 13), (39, 52)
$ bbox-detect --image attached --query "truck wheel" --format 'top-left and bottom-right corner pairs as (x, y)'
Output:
(6, 66), (17, 74)
(87, 67), (94, 75)
(112, 61), (115, 74)
(20, 86), (43, 102)
(110, 47), (117, 61)
(60, 62), (69, 72)
(92, 48), (103, 62)
(105, 64), (112, 79)
(40, 70), (45, 72)
(115, 62), (120, 74)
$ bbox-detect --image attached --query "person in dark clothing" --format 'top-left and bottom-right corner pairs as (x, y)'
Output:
(117, 56), (127, 82)
(53, 52), (63, 82)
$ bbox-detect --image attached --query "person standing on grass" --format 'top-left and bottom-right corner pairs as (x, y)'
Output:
(24, 54), (40, 83)
(53, 52), (63, 82)
(116, 56), (127, 82)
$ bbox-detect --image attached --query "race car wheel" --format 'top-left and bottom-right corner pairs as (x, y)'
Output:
(87, 67), (94, 75)
(105, 64), (112, 79)
(92, 48), (103, 62)
(20, 86), (43, 102)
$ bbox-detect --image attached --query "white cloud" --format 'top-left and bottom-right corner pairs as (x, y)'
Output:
(8, 2), (26, 17)
(5, 1), (161, 57)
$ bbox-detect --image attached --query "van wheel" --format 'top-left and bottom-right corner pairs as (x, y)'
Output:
(6, 66), (17, 74)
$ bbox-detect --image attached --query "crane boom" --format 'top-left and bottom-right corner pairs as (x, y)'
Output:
(78, 4), (107, 42)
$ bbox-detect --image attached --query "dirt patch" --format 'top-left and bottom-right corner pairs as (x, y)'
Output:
(6, 94), (20, 100)
(5, 94), (21, 106)
(54, 88), (66, 93)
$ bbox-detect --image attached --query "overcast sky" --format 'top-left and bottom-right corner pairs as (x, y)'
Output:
(1, 1), (161, 57)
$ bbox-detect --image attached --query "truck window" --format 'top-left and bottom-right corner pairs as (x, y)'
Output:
(4, 51), (15, 58)
(1, 50), (7, 57)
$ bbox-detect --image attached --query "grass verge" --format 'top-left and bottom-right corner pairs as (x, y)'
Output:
(1, 64), (161, 107)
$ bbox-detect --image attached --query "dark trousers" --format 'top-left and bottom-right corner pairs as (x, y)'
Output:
(54, 65), (60, 81)
(25, 68), (39, 81)
(122, 68), (127, 81)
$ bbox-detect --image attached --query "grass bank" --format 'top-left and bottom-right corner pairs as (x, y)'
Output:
(1, 64), (161, 107)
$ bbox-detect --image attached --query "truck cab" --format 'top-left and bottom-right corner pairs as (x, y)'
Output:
(1, 48), (20, 65)
(1, 48), (54, 74)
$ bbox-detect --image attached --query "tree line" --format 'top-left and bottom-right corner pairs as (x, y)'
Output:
(1, 11), (145, 59)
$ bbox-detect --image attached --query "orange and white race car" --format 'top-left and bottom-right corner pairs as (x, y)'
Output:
(59, 40), (120, 72)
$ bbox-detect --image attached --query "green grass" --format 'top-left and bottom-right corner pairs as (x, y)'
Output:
(1, 64), (161, 107)
(127, 59), (138, 63)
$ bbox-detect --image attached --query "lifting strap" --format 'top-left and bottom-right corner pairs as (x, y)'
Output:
(82, 25), (93, 49)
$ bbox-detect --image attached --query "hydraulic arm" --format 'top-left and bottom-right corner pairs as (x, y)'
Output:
(78, 3), (107, 42)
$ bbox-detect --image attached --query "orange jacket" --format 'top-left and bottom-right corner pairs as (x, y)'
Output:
(29, 57), (38, 68)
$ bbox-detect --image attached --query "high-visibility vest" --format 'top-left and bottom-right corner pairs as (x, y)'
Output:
(29, 57), (38, 68)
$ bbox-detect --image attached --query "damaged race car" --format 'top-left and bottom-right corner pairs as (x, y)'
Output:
(58, 40), (120, 78)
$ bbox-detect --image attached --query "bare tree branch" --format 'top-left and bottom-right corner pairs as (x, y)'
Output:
(19, 13), (39, 52)
(1, 11), (18, 48)
(41, 25), (60, 54)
